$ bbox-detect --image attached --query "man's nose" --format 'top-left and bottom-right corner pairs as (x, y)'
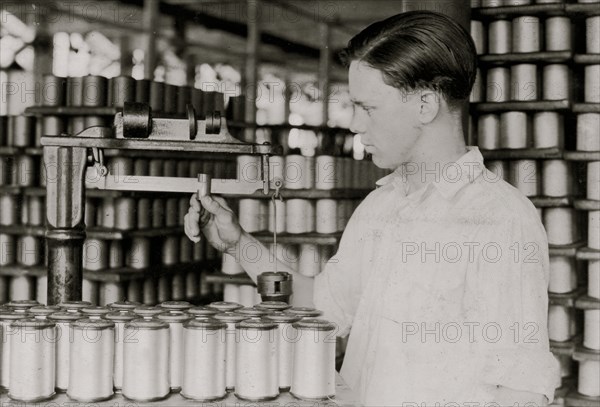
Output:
(349, 110), (367, 135)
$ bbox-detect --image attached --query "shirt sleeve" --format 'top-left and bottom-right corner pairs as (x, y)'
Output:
(313, 203), (365, 338)
(475, 205), (561, 402)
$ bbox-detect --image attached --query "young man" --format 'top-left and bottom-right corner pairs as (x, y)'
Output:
(185, 11), (560, 406)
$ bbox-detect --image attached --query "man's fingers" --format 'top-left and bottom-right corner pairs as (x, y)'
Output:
(199, 195), (225, 216)
(183, 213), (201, 243)
(189, 193), (201, 211)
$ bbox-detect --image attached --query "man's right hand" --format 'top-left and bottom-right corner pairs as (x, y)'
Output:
(183, 193), (242, 254)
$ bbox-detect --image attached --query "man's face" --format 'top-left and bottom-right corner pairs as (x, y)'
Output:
(348, 61), (422, 170)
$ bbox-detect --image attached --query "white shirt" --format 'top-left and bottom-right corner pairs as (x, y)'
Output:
(314, 147), (560, 406)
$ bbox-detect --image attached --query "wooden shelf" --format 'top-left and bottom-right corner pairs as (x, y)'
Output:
(566, 3), (600, 17)
(530, 196), (572, 208)
(253, 231), (341, 245)
(564, 151), (600, 161)
(573, 345), (600, 362)
(481, 147), (562, 160)
(472, 4), (566, 18)
(0, 224), (185, 240)
(576, 247), (600, 261)
(0, 264), (47, 278)
(479, 51), (572, 65)
(25, 106), (118, 116)
(565, 392), (600, 407)
(550, 338), (578, 357)
(575, 54), (600, 65)
(549, 242), (585, 257)
(574, 199), (600, 211)
(574, 103), (600, 113)
(549, 288), (586, 307)
(472, 100), (570, 113)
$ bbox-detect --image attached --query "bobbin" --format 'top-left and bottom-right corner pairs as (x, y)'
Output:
(585, 65), (600, 103)
(286, 307), (323, 319)
(477, 114), (500, 149)
(68, 318), (115, 402)
(181, 318), (227, 401)
(533, 112), (563, 148)
(209, 301), (244, 312)
(8, 318), (56, 402)
(133, 305), (163, 319)
(546, 17), (571, 51)
(542, 160), (572, 197)
(157, 311), (193, 392)
(29, 305), (60, 319)
(543, 65), (570, 101)
(548, 305), (576, 342)
(0, 311), (23, 389)
(512, 16), (540, 53)
(122, 319), (170, 401)
(543, 208), (578, 245)
(104, 310), (137, 392)
(549, 256), (577, 294)
(81, 306), (111, 319)
(577, 114), (600, 151)
(511, 64), (537, 101)
(35, 277), (47, 304)
(127, 279), (143, 304)
(266, 312), (302, 392)
(489, 20), (512, 54)
(500, 111), (529, 148)
(188, 306), (219, 319)
(47, 311), (82, 392)
(173, 273), (188, 299)
(59, 300), (92, 313)
(290, 318), (337, 400)
(8, 276), (35, 301)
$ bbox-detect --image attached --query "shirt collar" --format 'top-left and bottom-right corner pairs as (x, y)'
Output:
(375, 146), (485, 201)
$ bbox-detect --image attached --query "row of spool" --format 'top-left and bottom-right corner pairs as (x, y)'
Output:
(469, 0), (600, 403)
(0, 300), (336, 403)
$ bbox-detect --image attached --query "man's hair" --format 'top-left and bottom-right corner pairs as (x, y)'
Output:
(340, 11), (477, 109)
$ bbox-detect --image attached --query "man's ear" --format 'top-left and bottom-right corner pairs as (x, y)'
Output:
(418, 90), (440, 124)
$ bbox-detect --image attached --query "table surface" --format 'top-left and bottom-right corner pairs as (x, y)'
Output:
(0, 373), (361, 407)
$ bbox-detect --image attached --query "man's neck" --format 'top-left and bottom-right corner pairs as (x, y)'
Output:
(400, 119), (467, 193)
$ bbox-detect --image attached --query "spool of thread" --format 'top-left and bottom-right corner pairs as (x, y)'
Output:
(542, 160), (572, 197)
(109, 301), (141, 311)
(0, 157), (8, 186)
(99, 282), (124, 306)
(161, 235), (180, 266)
(59, 301), (92, 313)
(222, 253), (244, 275)
(589, 211), (600, 250)
(533, 112), (563, 148)
(82, 76), (107, 107)
(68, 319), (114, 402)
(584, 309), (600, 350)
(268, 199), (286, 234)
(237, 155), (260, 183)
(543, 65), (569, 101)
(224, 284), (241, 303)
(160, 301), (192, 312)
(306, 200), (316, 233)
(47, 312), (82, 392)
(84, 198), (96, 227)
(149, 81), (165, 113)
(545, 17), (571, 51)
(83, 238), (108, 271)
(185, 271), (198, 299)
(213, 312), (248, 390)
(109, 240), (124, 268)
(235, 319), (278, 400)
(0, 311), (23, 389)
(122, 319), (170, 401)
(171, 273), (186, 301)
(27, 196), (44, 226)
(587, 16), (600, 54)
(489, 20), (512, 54)
(29, 305), (60, 320)
(316, 199), (338, 234)
(291, 319), (336, 400)
(178, 197), (189, 226)
(548, 305), (575, 342)
(577, 114), (600, 151)
(0, 233), (15, 267)
(42, 74), (66, 106)
(152, 198), (165, 228)
(36, 276), (47, 304)
(9, 319), (56, 401)
(471, 20), (486, 55)
(127, 280), (143, 304)
(477, 114), (500, 149)
(335, 157), (346, 189)
(304, 156), (315, 189)
(298, 244), (321, 277)
(81, 306), (111, 320)
(41, 116), (64, 136)
(284, 155), (307, 190)
(543, 208), (578, 245)
(585, 65), (600, 103)
(509, 160), (540, 196)
(588, 162), (600, 200)
(500, 112), (529, 148)
(10, 115), (33, 147)
(511, 64), (537, 101)
(126, 237), (150, 269)
(104, 311), (137, 392)
(15, 155), (35, 186)
(239, 285), (259, 308)
(268, 155), (284, 185)
(549, 257), (577, 294)
(109, 76), (135, 108)
(165, 198), (178, 227)
(578, 359), (600, 397)
(82, 279), (99, 305)
(315, 155), (336, 190)
(114, 198), (136, 230)
(590, 260), (600, 299)
(158, 312), (193, 392)
(108, 155), (135, 175)
(286, 199), (310, 234)
(193, 240), (204, 262)
(6, 70), (36, 115)
(100, 198), (115, 228)
(163, 159), (177, 177)
(239, 199), (262, 232)
(266, 313), (302, 392)
(17, 235), (41, 266)
(188, 306), (219, 319)
(135, 79), (150, 103)
(179, 236), (192, 264)
(181, 318), (227, 401)
(512, 16), (540, 53)
(157, 276), (172, 304)
(137, 198), (151, 229)
(0, 194), (17, 225)
(176, 86), (192, 115)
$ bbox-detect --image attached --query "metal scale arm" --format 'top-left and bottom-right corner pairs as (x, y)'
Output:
(41, 103), (282, 305)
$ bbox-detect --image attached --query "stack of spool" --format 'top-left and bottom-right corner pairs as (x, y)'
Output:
(0, 300), (336, 403)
